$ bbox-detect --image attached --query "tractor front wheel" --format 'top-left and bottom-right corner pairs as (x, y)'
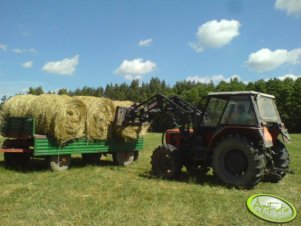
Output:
(151, 144), (182, 179)
(212, 135), (265, 188)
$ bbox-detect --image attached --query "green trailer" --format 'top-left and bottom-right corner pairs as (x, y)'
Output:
(0, 117), (144, 171)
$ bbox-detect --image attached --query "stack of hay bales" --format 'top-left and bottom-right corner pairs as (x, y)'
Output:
(2, 94), (149, 143)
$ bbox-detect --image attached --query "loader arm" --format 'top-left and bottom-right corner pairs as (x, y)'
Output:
(114, 94), (202, 130)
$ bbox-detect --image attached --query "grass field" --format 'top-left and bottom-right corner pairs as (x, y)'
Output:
(0, 133), (300, 226)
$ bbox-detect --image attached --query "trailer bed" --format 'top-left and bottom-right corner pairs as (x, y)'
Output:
(0, 117), (144, 170)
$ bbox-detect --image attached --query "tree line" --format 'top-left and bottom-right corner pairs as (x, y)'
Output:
(1, 77), (301, 132)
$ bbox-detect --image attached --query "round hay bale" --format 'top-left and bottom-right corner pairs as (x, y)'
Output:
(112, 101), (150, 142)
(2, 94), (38, 117)
(3, 94), (87, 144)
(75, 96), (115, 140)
(30, 94), (87, 143)
(115, 123), (150, 142)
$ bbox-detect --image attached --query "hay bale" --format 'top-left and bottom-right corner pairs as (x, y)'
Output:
(75, 96), (115, 140)
(31, 94), (87, 143)
(112, 101), (149, 142)
(2, 94), (38, 117)
(3, 94), (87, 144)
(115, 123), (149, 142)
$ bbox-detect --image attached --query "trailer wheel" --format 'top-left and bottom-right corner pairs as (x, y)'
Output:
(151, 144), (182, 179)
(4, 153), (31, 168)
(82, 153), (102, 165)
(212, 135), (265, 188)
(49, 155), (71, 172)
(113, 151), (135, 166)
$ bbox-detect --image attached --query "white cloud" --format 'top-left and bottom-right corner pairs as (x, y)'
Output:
(12, 48), (37, 54)
(42, 55), (80, 75)
(138, 39), (153, 47)
(22, 61), (33, 69)
(0, 45), (37, 54)
(115, 58), (157, 80)
(277, 74), (301, 80)
(246, 48), (301, 72)
(190, 19), (241, 52)
(186, 74), (241, 84)
(275, 0), (301, 15)
(0, 44), (8, 51)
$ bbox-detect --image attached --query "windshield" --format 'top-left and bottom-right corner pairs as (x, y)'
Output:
(257, 96), (280, 122)
(202, 97), (227, 126)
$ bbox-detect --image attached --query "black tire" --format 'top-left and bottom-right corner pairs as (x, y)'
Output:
(263, 140), (290, 183)
(82, 153), (102, 165)
(151, 144), (182, 179)
(4, 152), (31, 169)
(212, 135), (265, 188)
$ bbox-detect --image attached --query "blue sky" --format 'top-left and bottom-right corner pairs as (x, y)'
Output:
(0, 0), (301, 96)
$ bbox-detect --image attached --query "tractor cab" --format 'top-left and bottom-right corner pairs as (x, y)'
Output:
(196, 91), (289, 149)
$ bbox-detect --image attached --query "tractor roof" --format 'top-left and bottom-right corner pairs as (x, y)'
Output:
(208, 91), (275, 99)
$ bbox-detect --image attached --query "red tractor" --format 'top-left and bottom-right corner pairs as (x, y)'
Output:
(115, 91), (291, 188)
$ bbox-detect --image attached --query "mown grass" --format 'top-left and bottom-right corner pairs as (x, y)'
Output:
(0, 133), (300, 226)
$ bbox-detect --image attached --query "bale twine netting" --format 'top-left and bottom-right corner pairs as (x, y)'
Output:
(2, 94), (149, 143)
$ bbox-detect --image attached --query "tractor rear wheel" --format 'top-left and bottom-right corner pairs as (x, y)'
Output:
(263, 140), (290, 183)
(151, 144), (182, 179)
(212, 135), (265, 188)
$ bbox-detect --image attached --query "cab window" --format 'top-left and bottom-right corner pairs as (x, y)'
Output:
(202, 97), (227, 126)
(220, 96), (257, 125)
(257, 97), (280, 122)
